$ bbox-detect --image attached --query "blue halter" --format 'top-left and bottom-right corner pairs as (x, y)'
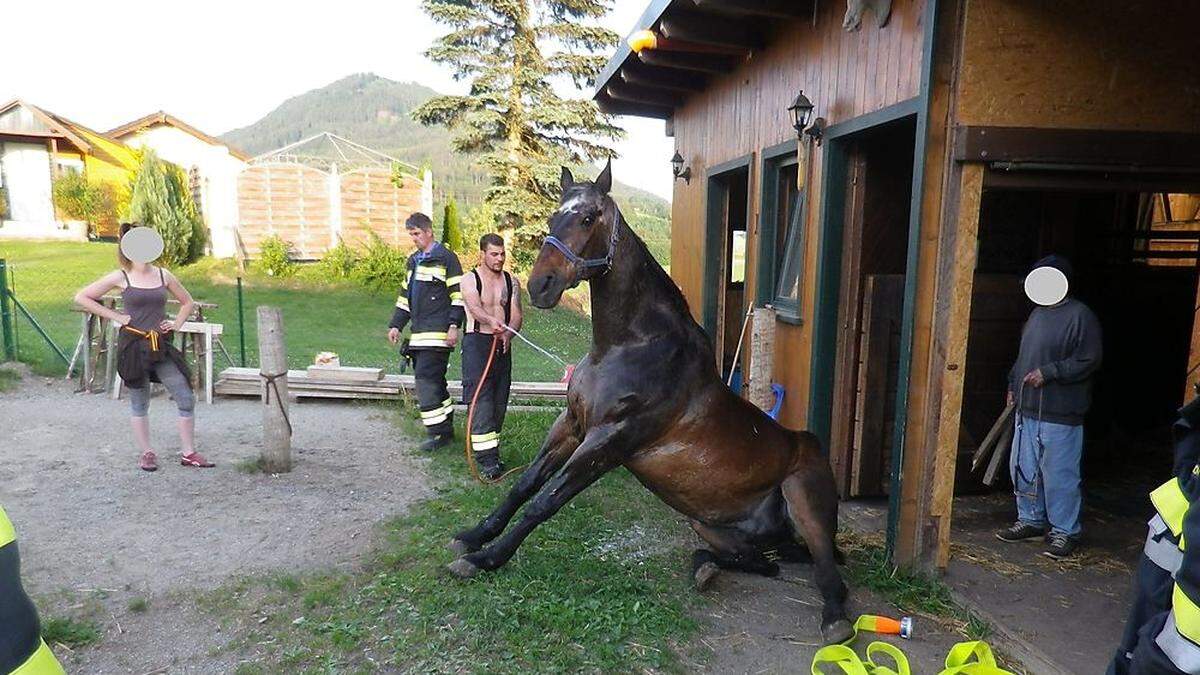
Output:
(542, 215), (619, 279)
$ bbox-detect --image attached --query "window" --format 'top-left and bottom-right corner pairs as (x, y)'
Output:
(757, 140), (805, 323)
(730, 230), (747, 283)
(773, 192), (807, 318)
(54, 158), (83, 176)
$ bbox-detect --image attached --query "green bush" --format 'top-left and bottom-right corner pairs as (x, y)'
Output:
(0, 186), (9, 220)
(51, 173), (121, 237)
(317, 238), (357, 281)
(256, 236), (296, 277)
(350, 231), (407, 292)
(127, 149), (204, 266)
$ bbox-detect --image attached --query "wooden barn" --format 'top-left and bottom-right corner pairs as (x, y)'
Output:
(595, 0), (1200, 568)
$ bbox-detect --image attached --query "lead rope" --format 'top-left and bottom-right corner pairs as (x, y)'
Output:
(260, 370), (293, 436)
(1012, 381), (1046, 500)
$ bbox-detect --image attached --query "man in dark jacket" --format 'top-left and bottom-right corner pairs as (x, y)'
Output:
(996, 254), (1102, 559)
(387, 213), (466, 452)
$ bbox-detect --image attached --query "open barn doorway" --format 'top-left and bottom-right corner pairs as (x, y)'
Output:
(704, 160), (751, 382)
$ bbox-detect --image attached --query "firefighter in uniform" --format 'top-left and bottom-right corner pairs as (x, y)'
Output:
(387, 213), (466, 452)
(1, 506), (65, 675)
(1110, 393), (1200, 674)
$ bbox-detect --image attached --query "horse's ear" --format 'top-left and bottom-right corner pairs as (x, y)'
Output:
(560, 166), (574, 192)
(595, 159), (612, 195)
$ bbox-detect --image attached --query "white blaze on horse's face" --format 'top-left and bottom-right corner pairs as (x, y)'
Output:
(556, 193), (587, 216)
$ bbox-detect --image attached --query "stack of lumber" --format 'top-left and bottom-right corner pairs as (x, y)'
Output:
(213, 367), (567, 401)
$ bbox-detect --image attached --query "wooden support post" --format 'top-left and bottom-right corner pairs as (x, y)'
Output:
(257, 306), (292, 472)
(748, 306), (776, 412)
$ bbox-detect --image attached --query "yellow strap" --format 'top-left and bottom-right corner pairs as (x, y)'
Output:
(812, 642), (909, 675)
(12, 640), (66, 675)
(1152, 478), (1190, 538)
(0, 505), (15, 548)
(939, 640), (1013, 674)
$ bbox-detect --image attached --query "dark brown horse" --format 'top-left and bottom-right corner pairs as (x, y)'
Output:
(446, 162), (852, 644)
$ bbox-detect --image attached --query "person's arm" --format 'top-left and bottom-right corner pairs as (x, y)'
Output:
(387, 261), (412, 344)
(1130, 492), (1200, 673)
(1041, 309), (1103, 384)
(461, 272), (500, 334)
(74, 271), (130, 326)
(160, 270), (194, 332)
(509, 276), (523, 333)
(446, 252), (466, 330)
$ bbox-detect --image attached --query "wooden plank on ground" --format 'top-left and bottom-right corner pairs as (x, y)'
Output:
(305, 365), (383, 382)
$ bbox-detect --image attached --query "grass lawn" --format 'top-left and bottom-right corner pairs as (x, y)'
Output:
(0, 240), (591, 381)
(205, 407), (703, 674)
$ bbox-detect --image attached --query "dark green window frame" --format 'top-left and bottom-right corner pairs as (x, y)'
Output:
(756, 139), (805, 324)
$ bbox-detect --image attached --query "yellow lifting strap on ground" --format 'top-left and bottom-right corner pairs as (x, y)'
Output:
(10, 640), (66, 675)
(811, 619), (1013, 675)
(0, 505), (15, 549)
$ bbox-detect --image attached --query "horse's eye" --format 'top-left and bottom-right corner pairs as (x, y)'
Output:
(582, 215), (595, 227)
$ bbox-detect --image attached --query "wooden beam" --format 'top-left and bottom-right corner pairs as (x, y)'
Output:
(691, 0), (809, 19)
(620, 62), (709, 93)
(954, 125), (1200, 168)
(596, 96), (673, 120)
(926, 163), (985, 569)
(660, 13), (766, 51)
(605, 83), (683, 109)
(638, 49), (738, 74)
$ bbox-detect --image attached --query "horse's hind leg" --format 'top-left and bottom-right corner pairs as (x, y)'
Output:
(689, 521), (780, 591)
(780, 466), (852, 645)
(450, 408), (580, 554)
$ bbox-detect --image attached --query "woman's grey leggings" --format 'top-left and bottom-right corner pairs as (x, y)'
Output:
(128, 360), (194, 418)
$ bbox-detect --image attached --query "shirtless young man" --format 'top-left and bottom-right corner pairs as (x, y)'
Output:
(461, 233), (523, 479)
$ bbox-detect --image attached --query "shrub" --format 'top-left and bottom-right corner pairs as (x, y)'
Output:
(350, 231), (407, 292)
(256, 236), (295, 277)
(317, 238), (357, 281)
(0, 187), (8, 220)
(442, 197), (464, 253)
(127, 149), (204, 265)
(51, 173), (122, 237)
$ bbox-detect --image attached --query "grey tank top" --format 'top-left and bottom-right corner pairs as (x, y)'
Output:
(121, 268), (168, 331)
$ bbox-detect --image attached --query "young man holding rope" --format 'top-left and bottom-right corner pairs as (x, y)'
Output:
(387, 213), (466, 452)
(460, 233), (522, 480)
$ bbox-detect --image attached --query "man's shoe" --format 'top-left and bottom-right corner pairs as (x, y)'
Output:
(419, 434), (454, 453)
(1042, 532), (1078, 560)
(995, 522), (1047, 543)
(476, 451), (506, 481)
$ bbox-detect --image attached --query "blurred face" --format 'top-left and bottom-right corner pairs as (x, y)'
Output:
(482, 244), (505, 272)
(408, 226), (434, 251)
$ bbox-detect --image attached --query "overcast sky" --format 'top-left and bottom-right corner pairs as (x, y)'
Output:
(0, 0), (672, 200)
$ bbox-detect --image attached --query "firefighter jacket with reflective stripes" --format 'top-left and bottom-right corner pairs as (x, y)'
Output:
(1131, 420), (1200, 673)
(1, 506), (65, 675)
(388, 243), (465, 350)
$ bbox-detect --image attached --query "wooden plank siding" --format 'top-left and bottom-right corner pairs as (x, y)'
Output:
(669, 0), (927, 429)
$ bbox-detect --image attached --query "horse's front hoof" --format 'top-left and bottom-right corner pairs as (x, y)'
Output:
(821, 618), (854, 645)
(447, 557), (482, 579)
(447, 538), (475, 555)
(693, 561), (720, 591)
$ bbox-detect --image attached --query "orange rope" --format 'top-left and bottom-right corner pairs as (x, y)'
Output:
(464, 333), (525, 484)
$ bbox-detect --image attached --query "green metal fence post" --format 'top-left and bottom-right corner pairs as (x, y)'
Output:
(237, 276), (247, 366)
(0, 259), (15, 361)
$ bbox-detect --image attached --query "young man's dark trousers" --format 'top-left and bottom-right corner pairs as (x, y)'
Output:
(413, 348), (453, 438)
(461, 333), (512, 459)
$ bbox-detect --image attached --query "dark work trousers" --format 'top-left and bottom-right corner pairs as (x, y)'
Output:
(413, 348), (453, 438)
(1108, 545), (1176, 674)
(461, 333), (512, 456)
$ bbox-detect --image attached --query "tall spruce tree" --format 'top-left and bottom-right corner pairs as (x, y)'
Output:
(414, 0), (623, 267)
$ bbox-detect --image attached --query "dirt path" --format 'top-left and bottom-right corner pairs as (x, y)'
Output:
(0, 368), (430, 673)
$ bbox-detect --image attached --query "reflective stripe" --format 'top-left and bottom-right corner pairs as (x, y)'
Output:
(12, 639), (65, 675)
(395, 296), (410, 311)
(421, 399), (453, 427)
(0, 506), (14, 548)
(471, 432), (499, 450)
(415, 265), (447, 282)
(422, 412), (450, 426)
(1157, 611), (1200, 673)
(1176, 583), (1200, 645)
(1145, 521), (1185, 576)
(410, 331), (449, 348)
(446, 274), (463, 286)
(1153, 478), (1190, 538)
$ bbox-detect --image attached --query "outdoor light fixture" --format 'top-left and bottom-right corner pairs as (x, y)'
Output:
(671, 151), (692, 184)
(789, 91), (815, 136)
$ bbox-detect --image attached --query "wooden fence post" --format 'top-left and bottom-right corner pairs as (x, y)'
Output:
(749, 306), (777, 412)
(257, 306), (292, 472)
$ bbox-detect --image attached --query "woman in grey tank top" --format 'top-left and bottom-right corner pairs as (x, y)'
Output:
(75, 223), (215, 471)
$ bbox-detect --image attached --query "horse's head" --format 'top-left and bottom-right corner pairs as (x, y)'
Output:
(528, 160), (617, 309)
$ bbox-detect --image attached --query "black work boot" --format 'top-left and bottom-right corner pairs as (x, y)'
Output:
(1042, 532), (1079, 560)
(995, 521), (1047, 543)
(476, 450), (506, 480)
(419, 433), (454, 453)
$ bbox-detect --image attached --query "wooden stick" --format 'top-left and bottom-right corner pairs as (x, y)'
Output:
(257, 306), (292, 473)
(983, 423), (1014, 487)
(971, 402), (1015, 473)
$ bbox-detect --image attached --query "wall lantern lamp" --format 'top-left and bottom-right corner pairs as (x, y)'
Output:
(789, 90), (826, 145)
(671, 151), (692, 184)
